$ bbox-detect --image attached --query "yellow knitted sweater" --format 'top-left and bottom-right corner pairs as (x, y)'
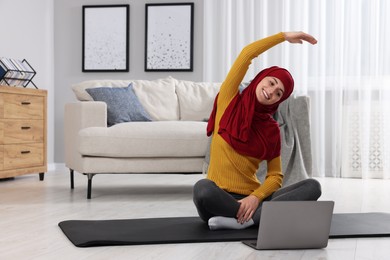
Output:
(207, 32), (285, 201)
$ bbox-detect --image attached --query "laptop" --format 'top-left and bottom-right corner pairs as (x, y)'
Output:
(242, 201), (334, 250)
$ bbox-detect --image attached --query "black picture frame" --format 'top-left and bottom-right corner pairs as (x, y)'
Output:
(82, 5), (129, 72)
(145, 3), (194, 72)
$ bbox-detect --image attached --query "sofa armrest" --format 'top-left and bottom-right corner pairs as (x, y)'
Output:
(64, 101), (107, 172)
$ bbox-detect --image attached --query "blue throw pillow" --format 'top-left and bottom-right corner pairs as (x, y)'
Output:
(85, 83), (152, 126)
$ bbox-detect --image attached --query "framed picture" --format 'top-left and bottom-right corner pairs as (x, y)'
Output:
(82, 5), (129, 72)
(145, 3), (194, 71)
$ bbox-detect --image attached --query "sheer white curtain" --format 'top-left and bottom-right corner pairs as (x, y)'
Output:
(204, 0), (390, 178)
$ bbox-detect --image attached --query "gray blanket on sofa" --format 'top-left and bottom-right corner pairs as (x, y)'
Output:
(203, 95), (312, 187)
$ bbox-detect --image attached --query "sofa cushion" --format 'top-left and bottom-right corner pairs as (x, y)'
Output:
(72, 77), (179, 121)
(175, 80), (220, 121)
(85, 84), (152, 126)
(78, 121), (209, 158)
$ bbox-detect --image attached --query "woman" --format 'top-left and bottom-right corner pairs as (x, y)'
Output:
(193, 32), (322, 230)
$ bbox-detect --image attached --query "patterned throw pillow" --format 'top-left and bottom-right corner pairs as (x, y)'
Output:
(86, 83), (152, 126)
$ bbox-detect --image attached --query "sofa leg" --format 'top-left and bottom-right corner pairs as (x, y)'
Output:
(87, 173), (95, 199)
(70, 169), (74, 189)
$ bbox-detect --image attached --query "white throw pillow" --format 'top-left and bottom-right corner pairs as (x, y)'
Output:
(72, 80), (131, 101)
(132, 77), (179, 121)
(175, 80), (220, 121)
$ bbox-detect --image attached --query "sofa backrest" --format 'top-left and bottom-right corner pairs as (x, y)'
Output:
(72, 77), (179, 121)
(72, 76), (221, 122)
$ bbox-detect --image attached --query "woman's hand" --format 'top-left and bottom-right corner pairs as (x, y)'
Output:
(283, 31), (317, 45)
(236, 195), (260, 224)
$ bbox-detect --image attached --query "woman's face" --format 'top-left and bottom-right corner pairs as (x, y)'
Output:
(255, 76), (285, 105)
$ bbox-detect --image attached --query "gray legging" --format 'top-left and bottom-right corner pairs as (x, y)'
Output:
(193, 178), (322, 225)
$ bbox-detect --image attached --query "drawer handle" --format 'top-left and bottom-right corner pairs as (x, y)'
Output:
(21, 151), (31, 154)
(21, 101), (31, 105)
(21, 126), (31, 130)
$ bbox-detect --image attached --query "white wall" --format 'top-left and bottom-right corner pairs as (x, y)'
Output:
(54, 0), (204, 164)
(0, 0), (55, 168)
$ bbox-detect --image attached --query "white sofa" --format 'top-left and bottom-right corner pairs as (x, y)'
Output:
(65, 76), (312, 199)
(65, 77), (221, 198)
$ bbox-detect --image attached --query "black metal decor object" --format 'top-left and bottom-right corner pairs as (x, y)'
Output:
(0, 58), (37, 89)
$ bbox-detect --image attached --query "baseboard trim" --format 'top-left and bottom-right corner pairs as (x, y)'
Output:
(48, 163), (66, 172)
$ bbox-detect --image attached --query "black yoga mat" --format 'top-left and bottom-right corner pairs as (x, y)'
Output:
(330, 213), (390, 238)
(59, 216), (258, 247)
(59, 213), (390, 247)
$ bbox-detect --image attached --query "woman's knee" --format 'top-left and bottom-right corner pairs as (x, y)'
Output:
(193, 179), (216, 201)
(304, 178), (322, 199)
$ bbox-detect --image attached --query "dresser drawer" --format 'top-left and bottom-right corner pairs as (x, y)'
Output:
(0, 146), (3, 170)
(0, 119), (44, 144)
(3, 143), (44, 170)
(1, 93), (44, 119)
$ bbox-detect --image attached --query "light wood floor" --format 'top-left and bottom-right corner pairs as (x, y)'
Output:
(1, 167), (390, 260)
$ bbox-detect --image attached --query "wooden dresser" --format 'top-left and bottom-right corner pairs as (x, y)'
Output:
(0, 85), (47, 180)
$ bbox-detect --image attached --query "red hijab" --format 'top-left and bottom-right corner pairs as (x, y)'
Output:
(207, 66), (294, 160)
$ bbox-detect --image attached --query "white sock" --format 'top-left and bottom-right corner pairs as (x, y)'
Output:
(208, 216), (254, 231)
